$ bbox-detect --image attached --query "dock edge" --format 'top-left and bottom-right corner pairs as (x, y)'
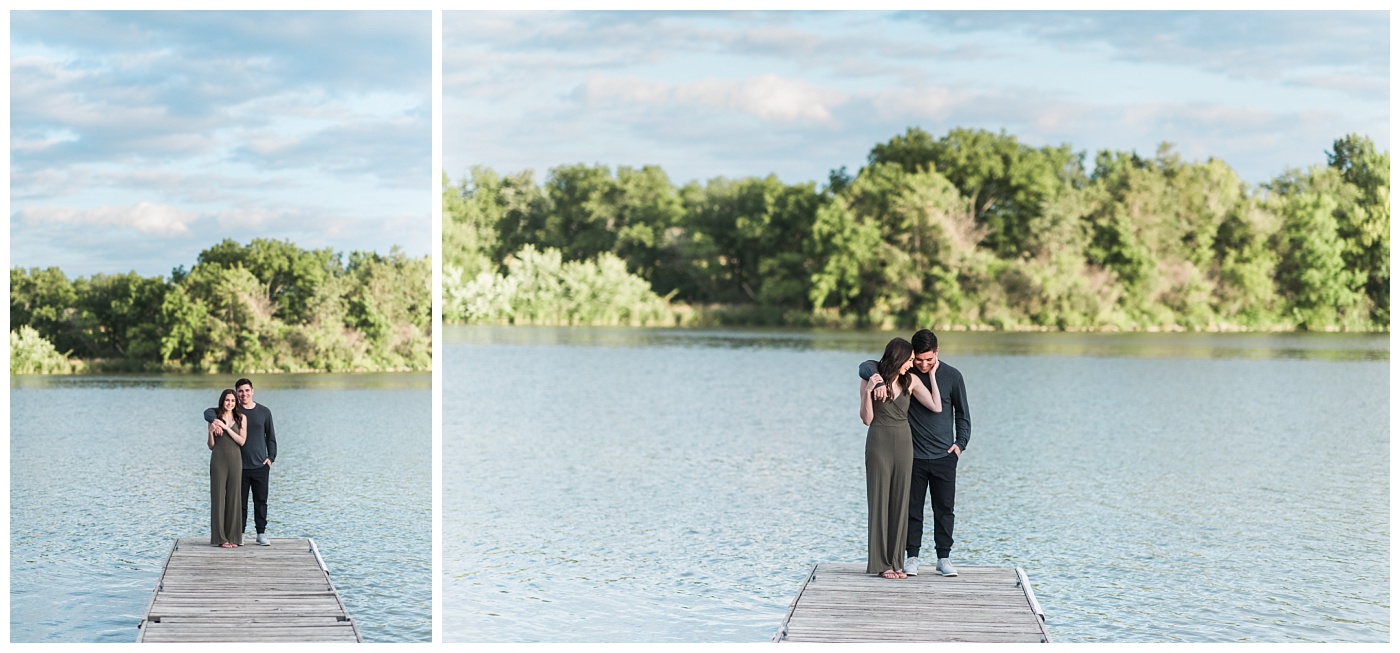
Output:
(1015, 566), (1051, 643)
(135, 539), (181, 641)
(772, 563), (818, 642)
(308, 537), (363, 642)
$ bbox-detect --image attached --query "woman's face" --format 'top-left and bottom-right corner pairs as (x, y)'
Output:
(222, 394), (236, 411)
(899, 353), (914, 375)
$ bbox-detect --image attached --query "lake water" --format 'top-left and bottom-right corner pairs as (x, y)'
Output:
(443, 326), (1389, 642)
(9, 373), (431, 643)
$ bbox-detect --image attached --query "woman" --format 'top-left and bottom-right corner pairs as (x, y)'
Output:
(208, 389), (247, 548)
(860, 337), (941, 579)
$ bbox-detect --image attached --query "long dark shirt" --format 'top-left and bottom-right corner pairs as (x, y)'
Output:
(205, 403), (277, 470)
(859, 359), (971, 460)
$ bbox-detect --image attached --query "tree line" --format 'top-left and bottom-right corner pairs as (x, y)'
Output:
(10, 239), (431, 373)
(443, 128), (1388, 332)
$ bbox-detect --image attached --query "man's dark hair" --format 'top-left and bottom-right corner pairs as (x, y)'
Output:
(235, 378), (253, 390)
(911, 329), (938, 354)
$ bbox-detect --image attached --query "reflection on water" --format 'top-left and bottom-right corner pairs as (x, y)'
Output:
(9, 373), (430, 642)
(448, 325), (1388, 361)
(9, 372), (430, 391)
(443, 327), (1388, 642)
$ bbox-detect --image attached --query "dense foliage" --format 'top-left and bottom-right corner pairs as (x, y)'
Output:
(10, 239), (431, 373)
(444, 129), (1388, 331)
(10, 326), (83, 374)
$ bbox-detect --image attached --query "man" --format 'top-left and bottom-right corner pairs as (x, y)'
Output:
(859, 329), (970, 577)
(206, 377), (277, 546)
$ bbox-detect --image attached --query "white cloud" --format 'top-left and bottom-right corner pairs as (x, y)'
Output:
(867, 86), (981, 123)
(1119, 102), (1285, 133)
(1289, 73), (1389, 101)
(20, 202), (199, 236)
(10, 128), (80, 153)
(212, 207), (283, 231)
(583, 74), (849, 125)
(443, 10), (1388, 190)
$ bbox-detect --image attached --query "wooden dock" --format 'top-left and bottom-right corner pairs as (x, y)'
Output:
(774, 563), (1049, 643)
(137, 537), (361, 643)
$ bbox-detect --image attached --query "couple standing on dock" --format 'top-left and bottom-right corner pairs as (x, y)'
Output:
(206, 378), (278, 548)
(859, 329), (971, 580)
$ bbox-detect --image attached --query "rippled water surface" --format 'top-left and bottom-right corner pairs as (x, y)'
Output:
(443, 327), (1388, 642)
(9, 373), (431, 642)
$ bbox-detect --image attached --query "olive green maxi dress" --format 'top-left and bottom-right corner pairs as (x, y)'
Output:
(865, 391), (912, 574)
(210, 427), (243, 546)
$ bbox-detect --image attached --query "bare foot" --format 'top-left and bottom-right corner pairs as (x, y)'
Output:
(880, 569), (900, 579)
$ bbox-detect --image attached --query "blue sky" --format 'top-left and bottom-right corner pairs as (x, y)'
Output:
(443, 10), (1389, 189)
(9, 10), (431, 278)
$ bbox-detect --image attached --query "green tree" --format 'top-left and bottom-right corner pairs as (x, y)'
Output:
(447, 245), (674, 326)
(1008, 187), (1125, 328)
(9, 267), (81, 355)
(807, 167), (911, 325)
(443, 169), (503, 279)
(11, 238), (430, 372)
(808, 199), (883, 319)
(434, 129), (1384, 333)
(478, 168), (553, 264)
(681, 175), (821, 307)
(180, 263), (278, 370)
(72, 272), (170, 359)
(157, 284), (209, 363)
(1326, 134), (1390, 325)
(1212, 203), (1282, 326)
(345, 247), (431, 369)
(1270, 168), (1364, 329)
(612, 165), (687, 286)
(869, 127), (1083, 258)
(10, 326), (79, 374)
(197, 238), (340, 324)
(538, 164), (620, 261)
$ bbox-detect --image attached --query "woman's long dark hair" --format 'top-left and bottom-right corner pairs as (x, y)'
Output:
(217, 388), (243, 429)
(876, 337), (914, 397)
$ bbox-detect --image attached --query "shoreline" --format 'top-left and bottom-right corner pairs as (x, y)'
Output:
(443, 320), (1389, 334)
(10, 366), (432, 377)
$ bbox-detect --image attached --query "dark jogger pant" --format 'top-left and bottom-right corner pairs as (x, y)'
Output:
(241, 464), (270, 535)
(907, 454), (957, 559)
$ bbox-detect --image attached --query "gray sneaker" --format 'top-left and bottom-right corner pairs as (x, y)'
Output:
(935, 558), (958, 576)
(903, 556), (920, 576)
(256, 533), (271, 546)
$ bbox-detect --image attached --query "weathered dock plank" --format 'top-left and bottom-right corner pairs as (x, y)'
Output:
(137, 537), (361, 643)
(775, 562), (1049, 643)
